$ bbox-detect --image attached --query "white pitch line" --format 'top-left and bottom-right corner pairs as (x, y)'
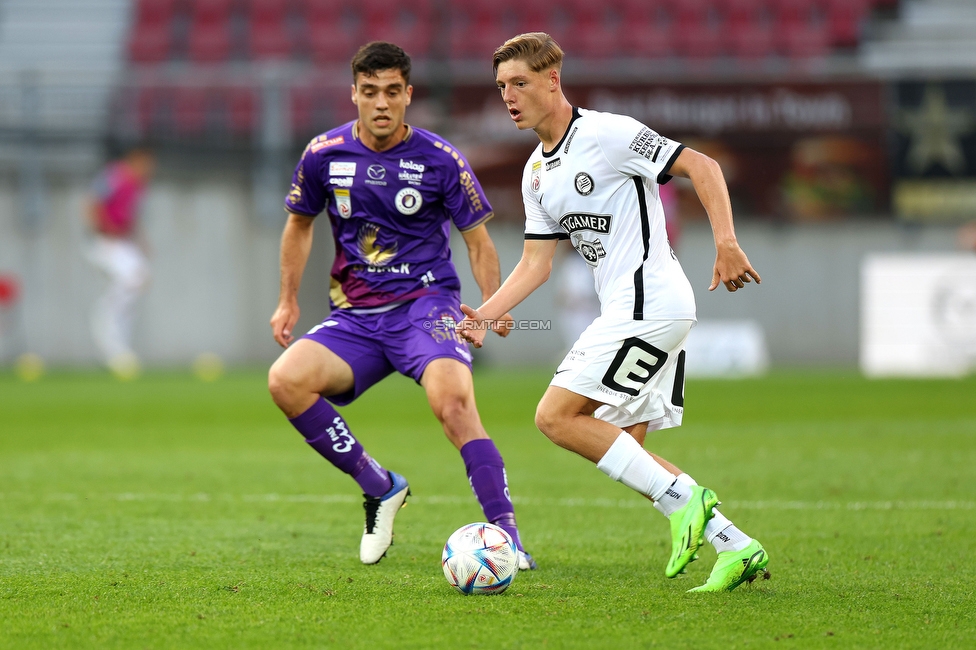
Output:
(0, 493), (973, 511)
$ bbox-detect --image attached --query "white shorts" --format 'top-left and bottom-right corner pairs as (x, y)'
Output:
(86, 236), (150, 290)
(550, 316), (694, 430)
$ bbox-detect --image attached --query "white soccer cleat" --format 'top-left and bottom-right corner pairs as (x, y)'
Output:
(518, 550), (538, 571)
(360, 471), (410, 564)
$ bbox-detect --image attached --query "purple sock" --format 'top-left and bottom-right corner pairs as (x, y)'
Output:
(460, 438), (525, 552)
(288, 398), (392, 497)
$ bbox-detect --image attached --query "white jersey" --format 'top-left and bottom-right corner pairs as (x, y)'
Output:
(522, 107), (696, 321)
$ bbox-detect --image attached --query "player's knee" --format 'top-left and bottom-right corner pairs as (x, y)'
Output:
(267, 362), (300, 409)
(534, 402), (562, 441)
(431, 392), (470, 427)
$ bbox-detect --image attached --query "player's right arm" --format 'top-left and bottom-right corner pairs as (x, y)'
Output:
(458, 237), (559, 348)
(272, 141), (330, 347)
(271, 212), (315, 347)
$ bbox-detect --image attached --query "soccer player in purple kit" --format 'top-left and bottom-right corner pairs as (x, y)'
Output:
(267, 42), (536, 569)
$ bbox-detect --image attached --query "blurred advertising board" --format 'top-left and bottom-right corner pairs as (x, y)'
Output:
(861, 254), (976, 377)
(446, 80), (889, 222)
(890, 80), (976, 222)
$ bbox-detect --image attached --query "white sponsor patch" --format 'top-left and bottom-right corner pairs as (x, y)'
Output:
(334, 188), (352, 219)
(329, 161), (356, 176)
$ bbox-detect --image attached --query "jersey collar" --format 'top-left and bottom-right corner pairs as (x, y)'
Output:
(542, 106), (581, 158)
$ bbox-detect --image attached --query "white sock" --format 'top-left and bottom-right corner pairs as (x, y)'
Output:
(657, 472), (753, 552)
(709, 523), (752, 553)
(597, 433), (687, 512)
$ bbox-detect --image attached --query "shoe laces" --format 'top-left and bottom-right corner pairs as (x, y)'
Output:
(363, 495), (381, 534)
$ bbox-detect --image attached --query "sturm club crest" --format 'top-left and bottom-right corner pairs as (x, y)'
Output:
(574, 172), (594, 196)
(572, 234), (607, 267)
(560, 212), (612, 268)
(395, 187), (423, 215)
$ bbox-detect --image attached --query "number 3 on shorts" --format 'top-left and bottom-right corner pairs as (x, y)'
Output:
(601, 337), (668, 397)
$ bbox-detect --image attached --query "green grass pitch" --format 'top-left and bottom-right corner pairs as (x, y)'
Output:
(2, 368), (975, 648)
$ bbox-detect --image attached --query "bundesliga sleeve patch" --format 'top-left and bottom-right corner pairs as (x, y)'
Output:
(629, 128), (670, 163)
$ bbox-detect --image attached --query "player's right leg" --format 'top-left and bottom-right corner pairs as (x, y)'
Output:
(537, 316), (718, 577)
(268, 337), (408, 564)
(535, 387), (715, 578)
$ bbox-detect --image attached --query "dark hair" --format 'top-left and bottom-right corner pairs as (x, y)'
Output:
(351, 42), (412, 86)
(493, 32), (564, 77)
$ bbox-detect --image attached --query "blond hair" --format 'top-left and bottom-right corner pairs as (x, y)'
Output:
(492, 32), (564, 77)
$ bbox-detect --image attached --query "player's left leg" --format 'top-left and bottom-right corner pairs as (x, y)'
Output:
(86, 237), (149, 378)
(625, 417), (770, 589)
(420, 358), (536, 570)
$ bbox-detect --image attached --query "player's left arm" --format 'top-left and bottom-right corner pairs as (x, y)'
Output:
(460, 224), (514, 337)
(668, 148), (761, 292)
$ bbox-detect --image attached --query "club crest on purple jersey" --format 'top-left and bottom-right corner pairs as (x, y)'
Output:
(357, 223), (398, 267)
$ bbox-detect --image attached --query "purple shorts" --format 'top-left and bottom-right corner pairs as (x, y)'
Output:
(302, 294), (473, 406)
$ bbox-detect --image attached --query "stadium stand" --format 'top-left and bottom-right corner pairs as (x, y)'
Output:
(125, 0), (894, 66)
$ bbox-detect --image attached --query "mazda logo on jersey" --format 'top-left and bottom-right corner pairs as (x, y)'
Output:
(559, 212), (613, 234)
(574, 172), (594, 195)
(367, 164), (386, 179)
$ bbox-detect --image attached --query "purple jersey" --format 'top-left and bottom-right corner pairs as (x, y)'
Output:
(285, 122), (493, 310)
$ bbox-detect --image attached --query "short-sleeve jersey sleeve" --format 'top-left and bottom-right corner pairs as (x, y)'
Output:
(284, 145), (327, 217)
(522, 159), (568, 240)
(442, 148), (494, 232)
(598, 113), (685, 185)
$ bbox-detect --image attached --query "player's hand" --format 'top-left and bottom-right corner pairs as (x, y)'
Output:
(457, 304), (489, 348)
(270, 300), (300, 348)
(492, 312), (514, 338)
(710, 240), (761, 292)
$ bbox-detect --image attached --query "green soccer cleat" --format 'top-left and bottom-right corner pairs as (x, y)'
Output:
(665, 485), (719, 578)
(687, 539), (770, 593)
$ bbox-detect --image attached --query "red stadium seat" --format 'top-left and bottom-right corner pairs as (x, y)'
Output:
(134, 0), (181, 27)
(448, 0), (511, 60)
(173, 86), (209, 134)
(249, 0), (290, 21)
(565, 0), (622, 59)
(825, 0), (869, 47)
(776, 21), (831, 58)
(772, 0), (831, 57)
(723, 0), (775, 59)
(672, 0), (725, 58)
(619, 0), (675, 58)
(187, 20), (234, 62)
(361, 0), (434, 58)
(305, 0), (362, 64)
(191, 0), (236, 23)
(223, 86), (258, 134)
(247, 17), (292, 59)
(130, 21), (174, 63)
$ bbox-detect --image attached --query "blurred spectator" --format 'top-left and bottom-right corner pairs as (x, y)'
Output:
(660, 180), (682, 250)
(959, 221), (976, 252)
(84, 147), (155, 379)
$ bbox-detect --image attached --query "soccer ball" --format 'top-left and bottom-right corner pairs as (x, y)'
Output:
(442, 522), (519, 595)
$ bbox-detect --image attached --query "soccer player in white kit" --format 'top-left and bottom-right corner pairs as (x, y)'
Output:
(458, 33), (770, 592)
